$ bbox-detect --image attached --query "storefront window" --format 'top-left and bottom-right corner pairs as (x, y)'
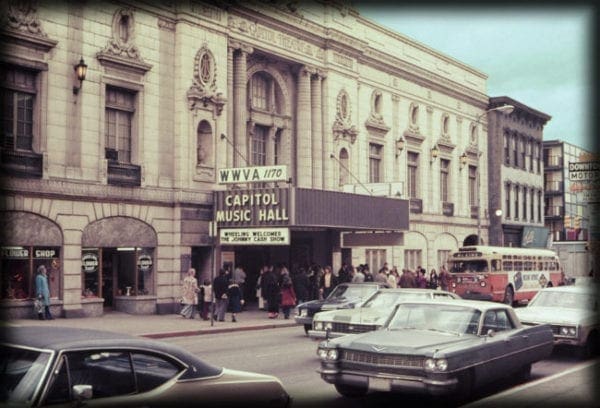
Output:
(1, 246), (60, 300)
(82, 249), (100, 297)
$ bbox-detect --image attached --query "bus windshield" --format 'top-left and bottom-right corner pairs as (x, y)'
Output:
(449, 260), (489, 273)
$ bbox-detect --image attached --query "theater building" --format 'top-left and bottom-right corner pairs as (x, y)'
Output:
(1, 1), (492, 318)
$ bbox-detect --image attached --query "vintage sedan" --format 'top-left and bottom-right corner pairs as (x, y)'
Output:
(309, 288), (460, 339)
(0, 326), (290, 407)
(515, 284), (599, 357)
(295, 282), (385, 334)
(317, 299), (553, 401)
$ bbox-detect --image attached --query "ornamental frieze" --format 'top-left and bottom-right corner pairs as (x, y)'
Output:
(228, 15), (324, 61)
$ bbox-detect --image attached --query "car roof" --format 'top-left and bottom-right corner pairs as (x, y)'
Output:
(1, 326), (222, 379)
(539, 284), (598, 295)
(393, 298), (511, 311)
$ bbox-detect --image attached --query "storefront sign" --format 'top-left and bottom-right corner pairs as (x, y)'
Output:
(35, 249), (56, 258)
(82, 253), (99, 273)
(137, 254), (153, 272)
(569, 161), (600, 181)
(214, 188), (290, 227)
(521, 226), (550, 248)
(219, 228), (290, 245)
(218, 165), (288, 184)
(1, 247), (29, 258)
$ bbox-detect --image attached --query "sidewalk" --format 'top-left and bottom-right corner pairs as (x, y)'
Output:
(2, 307), (298, 339)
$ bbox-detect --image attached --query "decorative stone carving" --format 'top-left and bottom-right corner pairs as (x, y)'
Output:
(96, 8), (152, 75)
(1, 0), (57, 52)
(364, 90), (390, 136)
(187, 43), (227, 116)
(333, 89), (358, 144)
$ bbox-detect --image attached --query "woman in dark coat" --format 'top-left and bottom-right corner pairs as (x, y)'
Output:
(292, 268), (310, 305)
(226, 279), (243, 322)
(262, 267), (280, 318)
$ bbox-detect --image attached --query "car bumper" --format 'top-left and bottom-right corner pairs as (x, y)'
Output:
(308, 329), (344, 340)
(460, 291), (493, 301)
(554, 337), (583, 347)
(294, 316), (312, 325)
(318, 368), (458, 396)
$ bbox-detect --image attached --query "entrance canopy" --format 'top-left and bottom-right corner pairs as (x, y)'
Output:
(214, 187), (409, 231)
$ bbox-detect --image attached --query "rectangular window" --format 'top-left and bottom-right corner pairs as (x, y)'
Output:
(505, 183), (511, 218)
(528, 141), (534, 172)
(536, 143), (541, 173)
(468, 166), (477, 206)
(369, 143), (382, 183)
(404, 249), (421, 271)
(274, 130), (281, 165)
(407, 151), (419, 198)
(523, 188), (528, 221)
(440, 159), (450, 202)
(512, 135), (518, 166)
(520, 139), (526, 169)
(1, 246), (60, 300)
(251, 125), (267, 166)
(538, 191), (543, 222)
(438, 250), (450, 271)
(365, 249), (386, 272)
(105, 87), (135, 163)
(504, 134), (510, 165)
(251, 74), (268, 110)
(1, 67), (37, 151)
(530, 189), (535, 222)
(515, 185), (520, 219)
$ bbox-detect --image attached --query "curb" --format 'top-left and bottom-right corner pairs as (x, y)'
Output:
(140, 322), (298, 339)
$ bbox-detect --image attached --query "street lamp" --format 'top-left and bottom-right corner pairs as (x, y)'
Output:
(476, 104), (514, 245)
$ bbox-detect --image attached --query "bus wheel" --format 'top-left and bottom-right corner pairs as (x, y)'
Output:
(503, 286), (514, 305)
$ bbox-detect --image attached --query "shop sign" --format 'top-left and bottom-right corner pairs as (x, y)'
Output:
(219, 228), (290, 245)
(34, 249), (56, 258)
(218, 165), (288, 184)
(569, 161), (600, 181)
(138, 254), (153, 272)
(214, 188), (290, 227)
(82, 253), (99, 273)
(1, 247), (29, 258)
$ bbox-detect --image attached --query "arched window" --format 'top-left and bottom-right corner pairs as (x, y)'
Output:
(339, 148), (349, 186)
(196, 120), (212, 167)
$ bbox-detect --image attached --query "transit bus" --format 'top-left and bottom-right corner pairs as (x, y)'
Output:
(447, 245), (562, 305)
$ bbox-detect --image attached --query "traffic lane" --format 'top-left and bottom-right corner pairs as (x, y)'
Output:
(165, 326), (586, 407)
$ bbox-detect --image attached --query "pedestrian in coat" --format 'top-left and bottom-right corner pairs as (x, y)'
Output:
(319, 266), (338, 299)
(429, 269), (439, 289)
(292, 267), (310, 305)
(280, 275), (297, 319)
(399, 268), (416, 288)
(226, 280), (243, 322)
(35, 265), (53, 320)
(416, 269), (428, 288)
(439, 265), (451, 291)
(199, 279), (212, 320)
(213, 268), (229, 322)
(262, 265), (280, 318)
(180, 268), (199, 319)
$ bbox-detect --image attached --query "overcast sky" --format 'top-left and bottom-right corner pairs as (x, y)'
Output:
(354, 4), (596, 152)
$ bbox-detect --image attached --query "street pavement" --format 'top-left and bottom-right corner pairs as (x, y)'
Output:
(2, 306), (297, 339)
(2, 306), (598, 407)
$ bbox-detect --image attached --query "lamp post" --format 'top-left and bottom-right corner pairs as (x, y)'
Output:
(476, 104), (514, 245)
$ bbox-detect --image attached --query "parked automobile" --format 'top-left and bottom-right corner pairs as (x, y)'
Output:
(295, 283), (385, 334)
(514, 284), (599, 357)
(0, 326), (291, 407)
(309, 288), (460, 339)
(317, 299), (553, 401)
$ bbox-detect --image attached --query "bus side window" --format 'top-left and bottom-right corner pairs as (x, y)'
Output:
(491, 260), (499, 271)
(504, 261), (513, 271)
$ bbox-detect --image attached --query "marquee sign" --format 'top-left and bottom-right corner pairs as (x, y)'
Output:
(217, 165), (288, 184)
(219, 228), (290, 245)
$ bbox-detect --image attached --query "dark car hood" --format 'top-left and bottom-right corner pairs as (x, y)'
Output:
(331, 329), (478, 355)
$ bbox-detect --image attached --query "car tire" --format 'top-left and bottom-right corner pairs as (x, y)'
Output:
(304, 324), (311, 335)
(516, 363), (532, 382)
(334, 383), (368, 398)
(502, 286), (514, 305)
(580, 331), (599, 359)
(451, 369), (473, 404)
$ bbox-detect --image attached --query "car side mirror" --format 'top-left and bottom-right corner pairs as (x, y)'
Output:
(486, 329), (496, 337)
(72, 384), (93, 401)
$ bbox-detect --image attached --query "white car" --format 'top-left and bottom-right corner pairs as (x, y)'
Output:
(308, 288), (460, 339)
(515, 284), (599, 357)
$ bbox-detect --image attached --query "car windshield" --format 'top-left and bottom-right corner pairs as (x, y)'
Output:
(362, 292), (431, 308)
(387, 304), (482, 335)
(327, 285), (376, 300)
(529, 291), (597, 311)
(0, 345), (52, 404)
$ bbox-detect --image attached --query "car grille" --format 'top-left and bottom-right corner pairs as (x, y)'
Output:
(550, 325), (561, 335)
(340, 350), (424, 369)
(332, 322), (377, 334)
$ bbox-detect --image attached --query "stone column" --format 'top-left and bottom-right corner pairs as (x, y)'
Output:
(226, 45), (234, 168)
(232, 42), (253, 167)
(296, 66), (313, 187)
(267, 126), (276, 166)
(311, 71), (324, 189)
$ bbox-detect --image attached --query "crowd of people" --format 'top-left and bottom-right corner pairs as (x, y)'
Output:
(180, 261), (452, 322)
